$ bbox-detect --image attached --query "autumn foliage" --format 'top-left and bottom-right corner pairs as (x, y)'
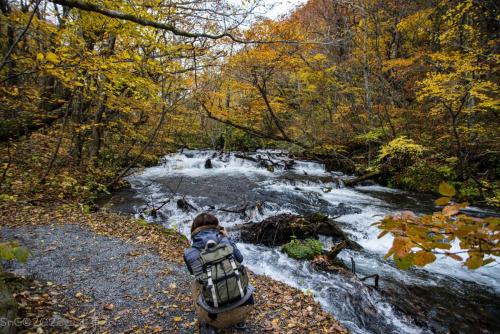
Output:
(0, 0), (499, 270)
(376, 182), (499, 270)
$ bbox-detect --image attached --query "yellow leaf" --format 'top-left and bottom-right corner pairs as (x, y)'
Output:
(36, 53), (44, 61)
(435, 197), (450, 206)
(465, 255), (483, 269)
(46, 52), (60, 64)
(173, 316), (182, 322)
(134, 55), (142, 62)
(438, 182), (456, 197)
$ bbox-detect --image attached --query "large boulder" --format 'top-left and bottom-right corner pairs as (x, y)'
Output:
(239, 213), (361, 250)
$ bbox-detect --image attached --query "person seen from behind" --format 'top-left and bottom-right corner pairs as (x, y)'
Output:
(184, 213), (255, 334)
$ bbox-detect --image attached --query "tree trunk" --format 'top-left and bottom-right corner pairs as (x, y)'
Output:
(363, 11), (373, 167)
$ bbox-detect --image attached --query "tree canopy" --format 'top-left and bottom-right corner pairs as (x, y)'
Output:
(0, 0), (498, 269)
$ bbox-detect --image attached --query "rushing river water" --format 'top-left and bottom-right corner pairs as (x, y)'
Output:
(104, 150), (500, 334)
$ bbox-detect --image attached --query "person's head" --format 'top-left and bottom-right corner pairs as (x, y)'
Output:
(191, 212), (219, 235)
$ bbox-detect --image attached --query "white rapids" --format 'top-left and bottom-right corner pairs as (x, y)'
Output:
(122, 150), (499, 334)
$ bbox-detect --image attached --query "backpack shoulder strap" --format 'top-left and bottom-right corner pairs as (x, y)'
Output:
(205, 265), (219, 308)
(229, 257), (245, 298)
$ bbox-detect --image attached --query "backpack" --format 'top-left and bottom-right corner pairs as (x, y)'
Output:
(197, 241), (249, 308)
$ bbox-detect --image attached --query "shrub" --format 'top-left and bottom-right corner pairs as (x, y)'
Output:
(281, 238), (324, 260)
(395, 160), (447, 192)
(378, 136), (425, 171)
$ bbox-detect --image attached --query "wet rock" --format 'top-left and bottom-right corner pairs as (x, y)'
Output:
(256, 160), (269, 169)
(239, 213), (361, 250)
(310, 254), (351, 275)
(357, 179), (377, 186)
(323, 157), (356, 174)
(177, 198), (196, 211)
(204, 158), (213, 169)
(284, 160), (295, 170)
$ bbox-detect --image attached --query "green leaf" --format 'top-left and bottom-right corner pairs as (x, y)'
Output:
(438, 182), (456, 197)
(393, 253), (414, 270)
(483, 258), (495, 266)
(12, 246), (30, 263)
(0, 243), (14, 261)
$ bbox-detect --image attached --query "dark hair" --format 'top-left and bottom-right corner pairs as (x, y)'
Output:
(191, 212), (219, 234)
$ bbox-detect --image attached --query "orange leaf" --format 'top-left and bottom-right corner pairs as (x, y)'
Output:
(445, 252), (463, 261)
(414, 251), (436, 267)
(393, 237), (412, 258)
(442, 205), (460, 217)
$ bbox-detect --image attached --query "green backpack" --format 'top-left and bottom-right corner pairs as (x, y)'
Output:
(197, 241), (249, 308)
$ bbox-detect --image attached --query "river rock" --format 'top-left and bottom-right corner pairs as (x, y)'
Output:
(239, 213), (362, 249)
(204, 158), (213, 169)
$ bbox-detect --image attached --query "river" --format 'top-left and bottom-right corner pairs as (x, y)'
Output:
(103, 150), (500, 334)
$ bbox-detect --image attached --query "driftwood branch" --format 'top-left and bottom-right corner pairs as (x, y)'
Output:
(343, 170), (382, 187)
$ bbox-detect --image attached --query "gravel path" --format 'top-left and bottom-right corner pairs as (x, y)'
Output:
(1, 224), (196, 333)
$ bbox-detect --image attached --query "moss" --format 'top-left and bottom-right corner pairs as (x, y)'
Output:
(306, 213), (329, 224)
(135, 218), (149, 227)
(281, 239), (324, 260)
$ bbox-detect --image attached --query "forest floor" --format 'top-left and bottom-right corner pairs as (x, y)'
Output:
(0, 202), (347, 334)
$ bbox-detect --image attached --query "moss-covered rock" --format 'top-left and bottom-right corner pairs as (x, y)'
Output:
(281, 239), (324, 260)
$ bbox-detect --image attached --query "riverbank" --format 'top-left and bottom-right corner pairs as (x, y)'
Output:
(0, 202), (347, 333)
